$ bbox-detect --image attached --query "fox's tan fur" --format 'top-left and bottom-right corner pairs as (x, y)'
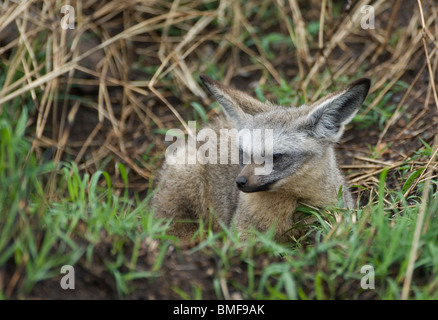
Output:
(151, 76), (370, 242)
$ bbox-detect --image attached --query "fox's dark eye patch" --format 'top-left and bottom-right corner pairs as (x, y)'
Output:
(271, 150), (310, 169)
(272, 153), (283, 161)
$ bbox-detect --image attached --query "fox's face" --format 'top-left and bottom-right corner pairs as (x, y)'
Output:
(235, 110), (320, 193)
(200, 75), (370, 193)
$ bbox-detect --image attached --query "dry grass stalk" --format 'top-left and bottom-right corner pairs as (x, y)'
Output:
(0, 0), (436, 198)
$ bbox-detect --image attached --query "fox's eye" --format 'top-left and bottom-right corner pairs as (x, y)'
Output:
(273, 153), (283, 161)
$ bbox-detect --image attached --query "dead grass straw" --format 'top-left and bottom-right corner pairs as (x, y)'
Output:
(0, 0), (436, 201)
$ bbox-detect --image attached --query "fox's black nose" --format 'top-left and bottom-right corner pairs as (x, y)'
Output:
(236, 176), (248, 189)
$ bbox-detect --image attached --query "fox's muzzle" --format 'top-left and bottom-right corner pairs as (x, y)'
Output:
(236, 164), (272, 193)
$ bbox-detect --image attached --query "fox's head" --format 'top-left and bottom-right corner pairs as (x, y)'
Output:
(200, 75), (370, 193)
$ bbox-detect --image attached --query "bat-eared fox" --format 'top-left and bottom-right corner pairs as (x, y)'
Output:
(151, 75), (370, 242)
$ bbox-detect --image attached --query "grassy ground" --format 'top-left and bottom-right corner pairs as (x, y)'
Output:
(0, 0), (437, 300)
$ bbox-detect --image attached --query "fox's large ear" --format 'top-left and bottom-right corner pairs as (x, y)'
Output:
(200, 75), (272, 124)
(302, 78), (370, 142)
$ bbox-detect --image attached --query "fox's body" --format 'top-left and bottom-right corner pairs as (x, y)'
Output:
(152, 116), (242, 238)
(151, 76), (370, 242)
